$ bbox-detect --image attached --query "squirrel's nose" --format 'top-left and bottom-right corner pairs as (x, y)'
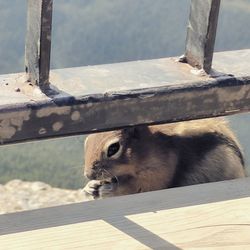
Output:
(84, 168), (98, 180)
(84, 161), (101, 180)
(85, 171), (97, 180)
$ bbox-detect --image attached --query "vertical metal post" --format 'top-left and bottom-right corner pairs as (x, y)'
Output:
(25, 0), (53, 89)
(185, 0), (221, 73)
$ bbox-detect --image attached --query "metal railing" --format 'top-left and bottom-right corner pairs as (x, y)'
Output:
(0, 0), (249, 145)
(25, 0), (220, 88)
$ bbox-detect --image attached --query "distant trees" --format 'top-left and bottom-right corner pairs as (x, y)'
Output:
(0, 136), (87, 189)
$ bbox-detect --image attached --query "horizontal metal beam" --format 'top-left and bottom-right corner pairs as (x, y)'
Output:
(185, 0), (221, 73)
(25, 0), (53, 89)
(0, 49), (249, 145)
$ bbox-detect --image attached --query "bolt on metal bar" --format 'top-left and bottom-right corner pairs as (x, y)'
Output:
(25, 0), (53, 89)
(185, 0), (221, 73)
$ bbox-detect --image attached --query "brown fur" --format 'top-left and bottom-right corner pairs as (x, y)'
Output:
(83, 118), (246, 199)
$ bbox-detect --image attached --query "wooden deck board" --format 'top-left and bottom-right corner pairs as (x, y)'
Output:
(0, 177), (250, 249)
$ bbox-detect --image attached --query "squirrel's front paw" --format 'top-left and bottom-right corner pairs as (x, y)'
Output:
(82, 180), (102, 200)
(83, 179), (118, 200)
(98, 182), (116, 198)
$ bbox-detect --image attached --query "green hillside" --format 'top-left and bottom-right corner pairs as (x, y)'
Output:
(0, 0), (249, 188)
(0, 136), (86, 189)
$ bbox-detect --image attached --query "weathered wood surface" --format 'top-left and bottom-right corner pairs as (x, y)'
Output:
(185, 0), (221, 72)
(0, 49), (250, 145)
(0, 177), (250, 249)
(25, 0), (53, 88)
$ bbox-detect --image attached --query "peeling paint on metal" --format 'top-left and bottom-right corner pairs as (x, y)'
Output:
(52, 122), (63, 132)
(36, 106), (71, 118)
(39, 128), (47, 135)
(85, 103), (93, 108)
(0, 110), (31, 140)
(139, 94), (156, 99)
(218, 85), (249, 103)
(71, 111), (81, 121)
(0, 120), (16, 140)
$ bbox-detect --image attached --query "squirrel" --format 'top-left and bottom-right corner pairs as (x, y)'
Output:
(83, 118), (246, 200)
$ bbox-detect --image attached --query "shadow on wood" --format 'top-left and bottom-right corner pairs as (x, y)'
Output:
(0, 177), (249, 235)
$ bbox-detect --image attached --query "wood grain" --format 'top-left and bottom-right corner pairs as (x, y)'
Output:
(0, 177), (249, 249)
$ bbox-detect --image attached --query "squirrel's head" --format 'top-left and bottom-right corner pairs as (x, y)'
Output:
(84, 125), (177, 197)
(84, 126), (150, 181)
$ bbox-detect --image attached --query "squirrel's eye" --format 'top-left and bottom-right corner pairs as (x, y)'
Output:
(107, 142), (120, 158)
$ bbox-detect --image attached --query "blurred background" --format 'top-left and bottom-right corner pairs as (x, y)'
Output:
(0, 0), (249, 189)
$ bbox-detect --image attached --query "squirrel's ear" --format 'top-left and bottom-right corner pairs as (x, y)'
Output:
(122, 126), (150, 140)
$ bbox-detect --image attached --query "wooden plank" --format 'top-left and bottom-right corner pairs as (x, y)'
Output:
(0, 49), (249, 145)
(0, 177), (249, 249)
(25, 0), (53, 88)
(185, 0), (221, 73)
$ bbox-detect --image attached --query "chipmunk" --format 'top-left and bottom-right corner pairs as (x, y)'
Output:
(83, 118), (246, 199)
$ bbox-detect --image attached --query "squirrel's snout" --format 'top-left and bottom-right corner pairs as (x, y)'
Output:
(84, 170), (97, 180)
(84, 161), (103, 180)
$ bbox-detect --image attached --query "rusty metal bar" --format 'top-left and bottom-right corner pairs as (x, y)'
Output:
(0, 49), (249, 145)
(185, 0), (221, 73)
(25, 0), (53, 89)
